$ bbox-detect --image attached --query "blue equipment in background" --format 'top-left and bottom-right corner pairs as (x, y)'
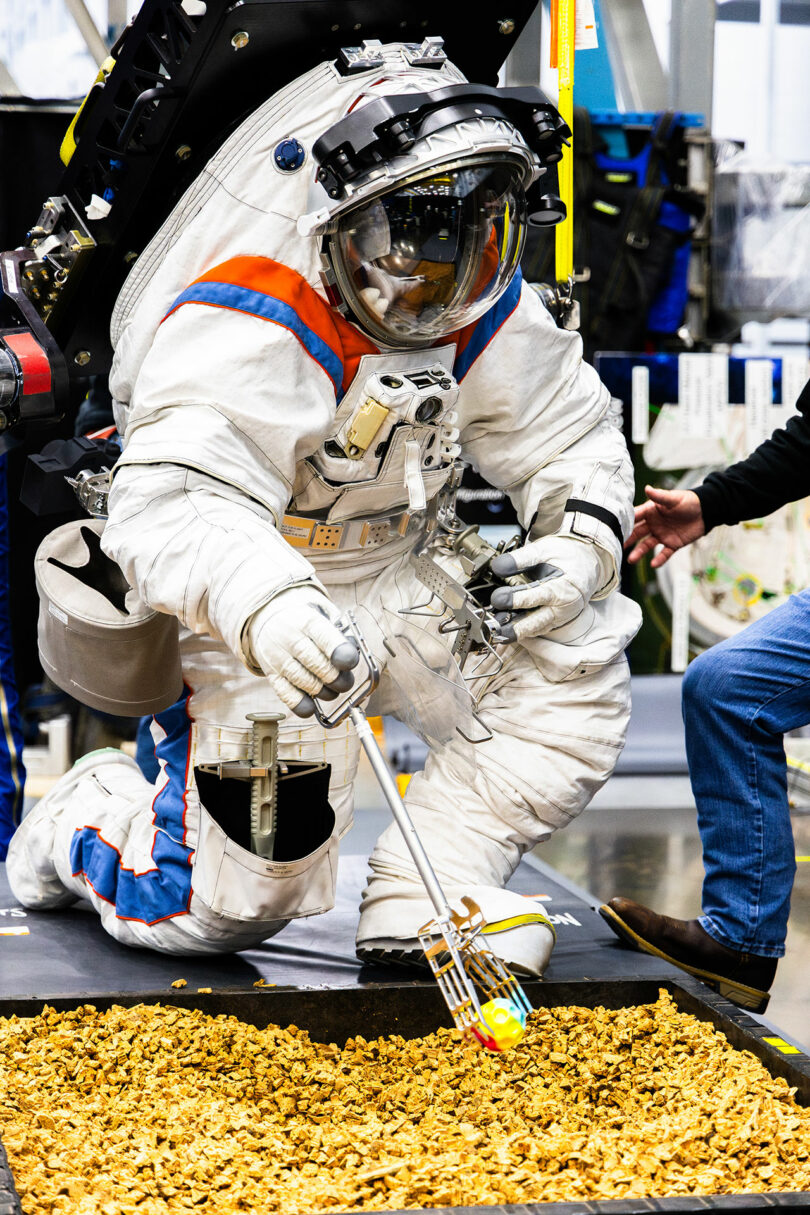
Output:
(0, 455), (26, 858)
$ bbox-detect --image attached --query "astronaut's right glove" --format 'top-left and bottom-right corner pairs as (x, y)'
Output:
(245, 585), (360, 717)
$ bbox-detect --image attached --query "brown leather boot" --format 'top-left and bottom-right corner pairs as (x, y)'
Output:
(599, 897), (777, 1014)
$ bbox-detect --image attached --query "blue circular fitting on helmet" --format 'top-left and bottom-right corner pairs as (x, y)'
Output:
(274, 139), (305, 172)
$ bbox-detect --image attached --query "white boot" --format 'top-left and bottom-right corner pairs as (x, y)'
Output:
(6, 749), (142, 910)
(356, 880), (556, 976)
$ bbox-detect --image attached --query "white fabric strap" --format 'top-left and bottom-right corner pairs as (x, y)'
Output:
(404, 438), (427, 512)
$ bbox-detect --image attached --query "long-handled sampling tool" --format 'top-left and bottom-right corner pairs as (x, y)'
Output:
(313, 610), (532, 1052)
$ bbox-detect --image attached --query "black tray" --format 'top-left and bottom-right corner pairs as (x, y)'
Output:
(1, 978), (808, 1215)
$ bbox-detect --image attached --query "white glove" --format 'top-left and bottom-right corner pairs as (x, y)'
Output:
(489, 536), (608, 643)
(246, 585), (359, 716)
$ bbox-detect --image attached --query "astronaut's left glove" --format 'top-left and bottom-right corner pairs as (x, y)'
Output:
(489, 536), (610, 643)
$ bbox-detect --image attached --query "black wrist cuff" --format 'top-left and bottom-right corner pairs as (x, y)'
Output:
(563, 498), (625, 546)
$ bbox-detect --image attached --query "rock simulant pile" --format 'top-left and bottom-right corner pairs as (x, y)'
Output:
(1, 990), (809, 1213)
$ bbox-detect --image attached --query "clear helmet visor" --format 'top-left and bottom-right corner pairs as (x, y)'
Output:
(326, 159), (528, 347)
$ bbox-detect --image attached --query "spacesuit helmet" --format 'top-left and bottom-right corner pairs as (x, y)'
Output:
(326, 158), (526, 347)
(300, 82), (569, 348)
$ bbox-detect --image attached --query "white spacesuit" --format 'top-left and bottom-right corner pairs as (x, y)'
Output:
(8, 43), (641, 967)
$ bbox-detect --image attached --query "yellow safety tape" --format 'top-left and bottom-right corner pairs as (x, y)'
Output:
(555, 0), (576, 284)
(796, 856), (810, 862)
(395, 772), (412, 797)
(367, 716), (385, 742)
(482, 913), (553, 934)
(763, 1036), (803, 1055)
(60, 56), (116, 165)
(365, 716), (411, 796)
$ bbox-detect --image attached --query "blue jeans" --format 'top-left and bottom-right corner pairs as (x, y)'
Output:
(682, 589), (810, 958)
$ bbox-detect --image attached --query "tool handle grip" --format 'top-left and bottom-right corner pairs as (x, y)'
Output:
(311, 609), (380, 728)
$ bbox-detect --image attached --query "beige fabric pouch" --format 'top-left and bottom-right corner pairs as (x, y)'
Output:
(35, 519), (183, 717)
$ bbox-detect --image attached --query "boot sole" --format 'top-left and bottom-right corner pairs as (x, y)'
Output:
(599, 904), (771, 1015)
(357, 939), (537, 978)
(357, 942), (427, 971)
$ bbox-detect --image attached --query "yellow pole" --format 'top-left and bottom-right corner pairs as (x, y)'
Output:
(555, 0), (576, 286)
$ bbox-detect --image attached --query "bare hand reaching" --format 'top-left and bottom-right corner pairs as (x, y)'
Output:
(626, 485), (706, 568)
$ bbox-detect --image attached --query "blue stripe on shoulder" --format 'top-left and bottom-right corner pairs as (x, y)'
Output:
(453, 270), (524, 383)
(166, 281), (344, 397)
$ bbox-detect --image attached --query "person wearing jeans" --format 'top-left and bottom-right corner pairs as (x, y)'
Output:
(601, 377), (810, 1014)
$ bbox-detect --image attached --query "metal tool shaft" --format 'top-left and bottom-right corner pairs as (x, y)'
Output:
(349, 706), (454, 922)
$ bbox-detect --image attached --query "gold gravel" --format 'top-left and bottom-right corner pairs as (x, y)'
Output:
(1, 990), (809, 1214)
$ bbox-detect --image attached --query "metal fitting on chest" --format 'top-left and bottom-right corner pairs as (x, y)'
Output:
(329, 364), (458, 464)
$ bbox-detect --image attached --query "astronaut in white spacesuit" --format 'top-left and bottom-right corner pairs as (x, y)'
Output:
(7, 42), (640, 968)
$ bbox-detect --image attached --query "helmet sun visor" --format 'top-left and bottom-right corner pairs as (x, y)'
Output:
(326, 159), (527, 347)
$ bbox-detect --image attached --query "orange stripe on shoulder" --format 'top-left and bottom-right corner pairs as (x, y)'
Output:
(194, 256), (346, 360)
(191, 257), (379, 392)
